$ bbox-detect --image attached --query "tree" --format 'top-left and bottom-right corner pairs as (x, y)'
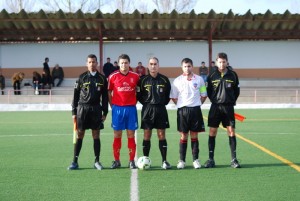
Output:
(5, 0), (35, 12)
(151, 0), (197, 13)
(38, 0), (109, 13)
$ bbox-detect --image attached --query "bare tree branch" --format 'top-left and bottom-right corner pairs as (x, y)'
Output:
(5, 0), (35, 12)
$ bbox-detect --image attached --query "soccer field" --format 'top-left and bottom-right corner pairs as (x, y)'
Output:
(0, 109), (299, 201)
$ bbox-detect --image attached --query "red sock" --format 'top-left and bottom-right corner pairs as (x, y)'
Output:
(113, 138), (122, 161)
(128, 137), (136, 161)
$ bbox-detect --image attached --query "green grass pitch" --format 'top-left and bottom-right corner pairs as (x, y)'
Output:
(0, 109), (299, 201)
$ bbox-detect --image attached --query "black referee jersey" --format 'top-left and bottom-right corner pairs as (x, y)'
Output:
(207, 69), (240, 105)
(72, 71), (108, 116)
(137, 73), (171, 105)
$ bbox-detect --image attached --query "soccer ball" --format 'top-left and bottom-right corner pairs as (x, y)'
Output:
(137, 156), (151, 170)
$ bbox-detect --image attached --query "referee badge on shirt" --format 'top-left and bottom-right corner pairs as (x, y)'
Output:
(227, 83), (232, 88)
(96, 83), (101, 91)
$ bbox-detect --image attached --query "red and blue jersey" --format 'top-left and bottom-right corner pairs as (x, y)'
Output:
(108, 70), (140, 106)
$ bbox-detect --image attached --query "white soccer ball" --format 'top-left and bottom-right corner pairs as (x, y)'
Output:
(137, 156), (151, 170)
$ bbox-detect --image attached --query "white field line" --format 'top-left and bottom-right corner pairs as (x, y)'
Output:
(130, 130), (139, 201)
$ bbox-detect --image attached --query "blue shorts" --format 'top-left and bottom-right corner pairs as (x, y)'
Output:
(111, 105), (138, 131)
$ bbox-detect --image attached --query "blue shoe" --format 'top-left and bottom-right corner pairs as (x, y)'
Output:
(68, 162), (79, 170)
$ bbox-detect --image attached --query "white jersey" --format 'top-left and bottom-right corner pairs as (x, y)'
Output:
(170, 73), (207, 108)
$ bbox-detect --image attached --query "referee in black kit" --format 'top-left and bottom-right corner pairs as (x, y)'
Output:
(204, 52), (241, 168)
(137, 57), (172, 169)
(68, 54), (108, 170)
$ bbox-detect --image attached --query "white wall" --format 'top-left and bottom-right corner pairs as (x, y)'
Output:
(0, 40), (299, 69)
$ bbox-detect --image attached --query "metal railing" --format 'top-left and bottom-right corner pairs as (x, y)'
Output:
(1, 88), (73, 104)
(238, 88), (299, 104)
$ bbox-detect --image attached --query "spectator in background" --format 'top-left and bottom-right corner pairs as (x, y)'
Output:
(199, 61), (208, 83)
(227, 62), (233, 71)
(135, 61), (147, 77)
(41, 71), (52, 95)
(32, 71), (42, 95)
(103, 57), (115, 78)
(12, 72), (25, 95)
(52, 64), (64, 87)
(43, 57), (50, 75)
(210, 61), (218, 74)
(0, 71), (5, 95)
(113, 61), (119, 70)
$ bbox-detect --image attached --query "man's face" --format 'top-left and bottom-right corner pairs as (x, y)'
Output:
(119, 59), (130, 73)
(181, 62), (193, 75)
(216, 58), (227, 71)
(148, 59), (159, 74)
(87, 57), (98, 72)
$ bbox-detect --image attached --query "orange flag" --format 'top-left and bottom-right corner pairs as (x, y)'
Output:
(234, 113), (246, 122)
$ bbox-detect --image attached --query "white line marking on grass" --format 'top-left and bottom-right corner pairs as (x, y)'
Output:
(130, 169), (139, 201)
(130, 130), (139, 201)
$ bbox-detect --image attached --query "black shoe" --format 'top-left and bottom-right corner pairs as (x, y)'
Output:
(111, 160), (121, 169)
(129, 160), (137, 169)
(68, 162), (79, 170)
(204, 159), (215, 168)
(231, 158), (241, 168)
(161, 161), (172, 169)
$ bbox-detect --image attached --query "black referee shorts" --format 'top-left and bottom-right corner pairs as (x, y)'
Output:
(77, 104), (104, 130)
(177, 106), (205, 133)
(208, 104), (235, 128)
(141, 104), (169, 129)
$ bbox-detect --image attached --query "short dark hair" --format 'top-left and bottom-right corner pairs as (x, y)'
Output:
(181, 58), (193, 66)
(87, 54), (97, 61)
(149, 57), (159, 64)
(118, 54), (130, 63)
(216, 52), (228, 61)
